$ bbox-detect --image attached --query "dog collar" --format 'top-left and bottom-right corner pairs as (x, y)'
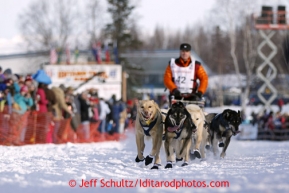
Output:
(139, 113), (160, 136)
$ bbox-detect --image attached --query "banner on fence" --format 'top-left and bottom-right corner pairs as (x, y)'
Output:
(44, 64), (122, 100)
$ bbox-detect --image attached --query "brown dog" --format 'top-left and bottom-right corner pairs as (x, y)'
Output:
(134, 100), (163, 169)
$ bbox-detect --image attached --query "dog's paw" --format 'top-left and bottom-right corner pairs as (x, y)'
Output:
(151, 164), (161, 170)
(220, 152), (226, 158)
(194, 149), (201, 159)
(205, 144), (211, 150)
(151, 165), (159, 170)
(165, 162), (173, 169)
(181, 162), (188, 167)
(176, 157), (183, 162)
(218, 142), (224, 147)
(135, 155), (144, 163)
(145, 155), (154, 166)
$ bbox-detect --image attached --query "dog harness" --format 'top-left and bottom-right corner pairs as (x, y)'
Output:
(170, 58), (195, 93)
(212, 113), (230, 130)
(168, 115), (186, 139)
(139, 113), (160, 136)
(173, 127), (183, 139)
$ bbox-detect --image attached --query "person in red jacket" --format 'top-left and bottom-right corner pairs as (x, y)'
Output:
(277, 98), (284, 112)
(36, 83), (48, 113)
(163, 43), (208, 103)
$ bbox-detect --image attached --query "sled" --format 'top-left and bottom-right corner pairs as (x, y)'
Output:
(170, 93), (205, 110)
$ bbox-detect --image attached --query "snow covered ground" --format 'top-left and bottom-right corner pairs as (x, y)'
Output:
(1, 105), (289, 193)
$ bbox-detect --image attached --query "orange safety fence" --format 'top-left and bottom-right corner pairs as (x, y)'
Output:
(0, 110), (129, 146)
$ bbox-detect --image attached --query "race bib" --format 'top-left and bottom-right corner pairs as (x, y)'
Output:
(170, 58), (195, 93)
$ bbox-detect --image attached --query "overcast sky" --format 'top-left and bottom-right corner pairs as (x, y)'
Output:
(1, 0), (287, 54)
(0, 0), (216, 54)
(0, 0), (215, 38)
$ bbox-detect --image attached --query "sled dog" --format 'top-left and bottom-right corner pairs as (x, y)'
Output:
(186, 104), (208, 160)
(134, 100), (163, 169)
(164, 102), (196, 168)
(209, 109), (242, 158)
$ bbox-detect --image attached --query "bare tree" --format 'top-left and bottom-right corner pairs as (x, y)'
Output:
(222, 0), (242, 87)
(151, 25), (166, 50)
(182, 26), (197, 50)
(242, 15), (259, 112)
(167, 30), (183, 50)
(85, 0), (104, 43)
(18, 0), (79, 51)
(210, 0), (261, 108)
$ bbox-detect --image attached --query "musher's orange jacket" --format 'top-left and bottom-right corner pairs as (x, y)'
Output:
(163, 57), (208, 95)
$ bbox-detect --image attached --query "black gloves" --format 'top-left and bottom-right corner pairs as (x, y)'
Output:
(195, 91), (203, 99)
(172, 89), (202, 99)
(172, 88), (181, 98)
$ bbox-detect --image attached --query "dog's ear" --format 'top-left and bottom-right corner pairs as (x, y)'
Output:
(184, 107), (196, 128)
(238, 110), (243, 122)
(179, 102), (184, 108)
(154, 101), (160, 109)
(223, 109), (231, 119)
(165, 109), (172, 122)
(223, 109), (236, 119)
(184, 108), (191, 118)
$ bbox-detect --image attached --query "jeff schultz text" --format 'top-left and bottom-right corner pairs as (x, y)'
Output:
(74, 179), (230, 189)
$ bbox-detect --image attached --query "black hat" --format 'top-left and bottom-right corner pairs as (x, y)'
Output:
(180, 43), (191, 51)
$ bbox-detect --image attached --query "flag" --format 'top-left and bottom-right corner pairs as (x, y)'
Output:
(96, 41), (102, 64)
(92, 42), (97, 62)
(74, 46), (79, 64)
(105, 43), (110, 63)
(65, 45), (71, 65)
(50, 47), (58, 64)
(57, 47), (62, 64)
(113, 41), (119, 64)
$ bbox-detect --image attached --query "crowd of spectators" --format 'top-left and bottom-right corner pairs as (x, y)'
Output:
(0, 66), (137, 143)
(250, 110), (289, 130)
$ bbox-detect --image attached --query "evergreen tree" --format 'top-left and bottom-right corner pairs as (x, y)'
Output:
(105, 0), (142, 99)
(105, 0), (142, 64)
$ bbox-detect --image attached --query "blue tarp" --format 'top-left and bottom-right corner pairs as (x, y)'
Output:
(32, 70), (52, 85)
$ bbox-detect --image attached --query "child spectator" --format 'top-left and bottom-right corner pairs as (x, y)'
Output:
(13, 85), (33, 114)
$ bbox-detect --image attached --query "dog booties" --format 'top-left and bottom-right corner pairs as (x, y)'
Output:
(145, 155), (154, 166)
(165, 161), (173, 169)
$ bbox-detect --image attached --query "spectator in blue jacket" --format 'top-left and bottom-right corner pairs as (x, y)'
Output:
(110, 95), (124, 134)
(13, 85), (33, 114)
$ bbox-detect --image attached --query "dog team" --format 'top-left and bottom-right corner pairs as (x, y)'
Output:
(134, 99), (242, 170)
